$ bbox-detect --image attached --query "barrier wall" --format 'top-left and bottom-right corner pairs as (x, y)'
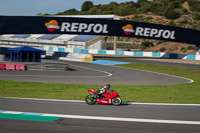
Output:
(0, 63), (5, 70)
(0, 63), (25, 71)
(38, 46), (200, 61)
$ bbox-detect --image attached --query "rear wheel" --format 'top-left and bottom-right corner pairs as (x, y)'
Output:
(85, 95), (96, 105)
(111, 97), (122, 106)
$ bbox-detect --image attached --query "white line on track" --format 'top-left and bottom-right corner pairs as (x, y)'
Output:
(0, 74), (111, 78)
(69, 64), (112, 77)
(1, 97), (200, 106)
(0, 69), (112, 78)
(113, 65), (194, 84)
(0, 64), (112, 78)
(1, 110), (200, 125)
(43, 114), (200, 125)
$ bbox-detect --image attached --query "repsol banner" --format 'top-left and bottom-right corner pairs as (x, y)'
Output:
(0, 16), (200, 45)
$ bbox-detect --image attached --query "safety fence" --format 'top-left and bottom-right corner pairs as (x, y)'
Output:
(39, 46), (200, 61)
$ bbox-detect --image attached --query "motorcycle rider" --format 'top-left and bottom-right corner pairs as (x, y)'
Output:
(97, 84), (111, 97)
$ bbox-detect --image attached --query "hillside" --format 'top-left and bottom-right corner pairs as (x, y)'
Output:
(43, 0), (200, 54)
(145, 42), (196, 54)
(47, 0), (200, 30)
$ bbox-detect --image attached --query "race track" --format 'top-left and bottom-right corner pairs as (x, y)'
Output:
(0, 59), (193, 85)
(0, 58), (200, 133)
(0, 97), (200, 133)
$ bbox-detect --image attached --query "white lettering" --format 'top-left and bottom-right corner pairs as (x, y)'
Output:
(61, 23), (70, 32)
(170, 31), (176, 39)
(162, 30), (171, 39)
(155, 29), (164, 37)
(71, 23), (79, 32)
(134, 27), (175, 40)
(93, 24), (103, 33)
(103, 24), (109, 33)
(78, 23), (88, 32)
(150, 29), (158, 37)
(85, 24), (95, 32)
(60, 22), (109, 34)
(135, 27), (144, 36)
(144, 28), (150, 36)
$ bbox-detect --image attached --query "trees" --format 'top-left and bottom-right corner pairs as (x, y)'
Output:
(137, 0), (148, 3)
(81, 1), (94, 11)
(164, 10), (180, 19)
(193, 13), (200, 20)
(53, 0), (185, 20)
(56, 8), (78, 15)
(141, 42), (154, 48)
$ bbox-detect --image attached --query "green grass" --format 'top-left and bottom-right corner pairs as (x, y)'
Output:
(0, 63), (200, 104)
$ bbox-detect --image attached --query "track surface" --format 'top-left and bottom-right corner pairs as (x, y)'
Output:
(0, 58), (200, 132)
(0, 59), (193, 85)
(0, 98), (200, 133)
(93, 56), (200, 69)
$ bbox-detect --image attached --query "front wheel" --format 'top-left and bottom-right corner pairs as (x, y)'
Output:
(85, 95), (96, 105)
(111, 97), (122, 106)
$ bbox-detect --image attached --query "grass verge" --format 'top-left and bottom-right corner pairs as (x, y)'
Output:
(0, 63), (200, 104)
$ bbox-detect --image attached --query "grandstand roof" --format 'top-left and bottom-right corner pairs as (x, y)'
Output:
(8, 46), (45, 52)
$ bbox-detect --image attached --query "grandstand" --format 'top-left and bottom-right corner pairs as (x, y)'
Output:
(53, 34), (77, 41)
(12, 34), (30, 38)
(73, 35), (96, 41)
(0, 33), (105, 55)
(40, 34), (61, 40)
(28, 34), (45, 39)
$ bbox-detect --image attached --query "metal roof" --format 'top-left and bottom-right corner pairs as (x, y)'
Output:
(8, 46), (45, 52)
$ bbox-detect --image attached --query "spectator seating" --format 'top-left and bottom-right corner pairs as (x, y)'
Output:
(12, 34), (30, 38)
(40, 34), (61, 40)
(73, 35), (96, 41)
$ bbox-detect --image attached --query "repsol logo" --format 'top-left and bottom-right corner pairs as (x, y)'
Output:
(122, 24), (176, 39)
(60, 23), (109, 33)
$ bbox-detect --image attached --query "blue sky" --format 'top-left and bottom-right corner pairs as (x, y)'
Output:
(0, 0), (137, 16)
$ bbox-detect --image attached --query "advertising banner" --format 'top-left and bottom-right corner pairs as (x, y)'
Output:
(0, 16), (200, 45)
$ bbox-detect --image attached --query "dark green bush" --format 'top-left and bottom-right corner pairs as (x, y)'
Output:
(141, 42), (154, 48)
(160, 47), (166, 52)
(193, 13), (200, 20)
(164, 10), (181, 19)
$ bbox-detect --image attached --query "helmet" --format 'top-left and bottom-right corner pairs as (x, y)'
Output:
(106, 84), (111, 90)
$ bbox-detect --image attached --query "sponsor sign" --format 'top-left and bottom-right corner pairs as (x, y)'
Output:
(122, 24), (175, 39)
(0, 16), (200, 45)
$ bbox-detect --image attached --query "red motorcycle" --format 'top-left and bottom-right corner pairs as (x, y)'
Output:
(85, 89), (122, 106)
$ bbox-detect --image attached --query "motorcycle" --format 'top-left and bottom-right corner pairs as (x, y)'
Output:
(85, 89), (122, 106)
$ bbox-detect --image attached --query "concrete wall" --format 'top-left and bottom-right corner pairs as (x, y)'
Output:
(1, 44), (200, 61)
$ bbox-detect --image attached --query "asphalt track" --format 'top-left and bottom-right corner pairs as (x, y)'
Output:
(0, 97), (200, 133)
(0, 58), (200, 132)
(93, 56), (200, 69)
(0, 58), (194, 85)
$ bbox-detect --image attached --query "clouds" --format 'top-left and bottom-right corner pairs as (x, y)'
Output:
(0, 0), (137, 16)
